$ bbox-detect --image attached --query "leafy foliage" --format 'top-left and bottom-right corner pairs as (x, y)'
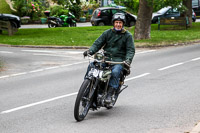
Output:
(152, 0), (187, 12)
(12, 0), (45, 20)
(50, 5), (69, 17)
(114, 0), (139, 14)
(51, 0), (81, 18)
(114, 0), (187, 13)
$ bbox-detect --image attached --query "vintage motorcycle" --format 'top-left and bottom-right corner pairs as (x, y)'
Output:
(48, 12), (76, 28)
(74, 51), (130, 121)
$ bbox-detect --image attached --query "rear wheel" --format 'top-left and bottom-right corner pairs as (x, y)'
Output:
(98, 22), (105, 26)
(48, 22), (56, 28)
(10, 21), (17, 28)
(74, 79), (92, 121)
(129, 21), (135, 27)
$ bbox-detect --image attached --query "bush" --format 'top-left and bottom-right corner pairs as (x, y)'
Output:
(114, 0), (139, 14)
(50, 5), (69, 17)
(69, 4), (81, 19)
(12, 0), (46, 20)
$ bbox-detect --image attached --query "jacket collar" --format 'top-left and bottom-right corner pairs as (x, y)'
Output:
(112, 28), (126, 34)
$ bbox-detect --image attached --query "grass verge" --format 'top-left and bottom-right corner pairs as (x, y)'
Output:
(0, 23), (200, 47)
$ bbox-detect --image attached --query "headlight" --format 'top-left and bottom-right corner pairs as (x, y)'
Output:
(94, 53), (104, 61)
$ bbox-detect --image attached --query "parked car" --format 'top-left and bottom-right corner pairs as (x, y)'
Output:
(90, 7), (137, 27)
(192, 9), (197, 22)
(0, 14), (21, 28)
(152, 7), (196, 23)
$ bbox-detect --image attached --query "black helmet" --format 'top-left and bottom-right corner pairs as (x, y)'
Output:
(112, 13), (126, 24)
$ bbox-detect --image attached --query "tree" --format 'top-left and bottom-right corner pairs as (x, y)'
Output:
(182, 0), (192, 26)
(134, 0), (192, 40)
(134, 0), (153, 40)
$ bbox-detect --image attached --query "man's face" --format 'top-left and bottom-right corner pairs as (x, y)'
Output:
(114, 20), (123, 30)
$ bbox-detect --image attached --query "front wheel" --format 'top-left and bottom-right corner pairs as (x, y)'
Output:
(48, 22), (56, 28)
(71, 22), (76, 27)
(74, 79), (92, 121)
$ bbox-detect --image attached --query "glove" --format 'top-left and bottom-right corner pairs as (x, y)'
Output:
(124, 60), (131, 67)
(83, 50), (92, 57)
(124, 60), (131, 76)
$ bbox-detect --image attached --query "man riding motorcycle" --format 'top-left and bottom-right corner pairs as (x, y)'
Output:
(83, 13), (135, 103)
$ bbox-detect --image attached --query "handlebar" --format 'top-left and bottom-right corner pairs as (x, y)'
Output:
(105, 61), (130, 68)
(85, 52), (130, 68)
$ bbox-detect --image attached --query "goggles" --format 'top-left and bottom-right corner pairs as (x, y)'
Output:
(113, 13), (125, 20)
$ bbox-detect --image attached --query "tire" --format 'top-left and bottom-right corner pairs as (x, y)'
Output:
(98, 22), (105, 26)
(10, 21), (17, 28)
(71, 23), (76, 27)
(129, 21), (135, 27)
(48, 22), (56, 28)
(74, 79), (92, 121)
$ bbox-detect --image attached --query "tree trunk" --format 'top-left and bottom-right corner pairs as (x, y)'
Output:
(134, 0), (153, 40)
(182, 0), (192, 27)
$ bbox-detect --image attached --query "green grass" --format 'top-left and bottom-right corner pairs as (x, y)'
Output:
(0, 0), (12, 14)
(0, 26), (113, 46)
(136, 23), (200, 47)
(0, 23), (200, 47)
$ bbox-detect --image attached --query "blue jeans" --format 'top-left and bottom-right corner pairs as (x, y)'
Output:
(85, 62), (123, 90)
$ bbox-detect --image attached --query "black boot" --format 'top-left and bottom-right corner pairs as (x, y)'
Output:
(105, 87), (114, 103)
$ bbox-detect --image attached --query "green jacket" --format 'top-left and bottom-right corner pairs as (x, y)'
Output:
(89, 28), (135, 64)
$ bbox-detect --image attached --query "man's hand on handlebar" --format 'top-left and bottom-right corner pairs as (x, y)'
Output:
(123, 60), (131, 67)
(83, 50), (93, 57)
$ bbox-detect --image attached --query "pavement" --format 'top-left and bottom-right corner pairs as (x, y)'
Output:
(20, 22), (92, 29)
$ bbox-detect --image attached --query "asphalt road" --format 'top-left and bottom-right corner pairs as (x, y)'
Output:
(0, 45), (200, 133)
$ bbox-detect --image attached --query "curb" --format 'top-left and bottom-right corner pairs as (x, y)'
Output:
(0, 44), (89, 49)
(1, 41), (200, 50)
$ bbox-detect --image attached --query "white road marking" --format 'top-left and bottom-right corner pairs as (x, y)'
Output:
(136, 50), (156, 55)
(0, 51), (13, 54)
(0, 75), (10, 79)
(22, 49), (156, 55)
(158, 62), (184, 71)
(158, 56), (200, 71)
(29, 69), (44, 73)
(191, 57), (200, 61)
(10, 72), (28, 77)
(21, 50), (58, 53)
(0, 92), (78, 114)
(44, 66), (60, 70)
(33, 53), (74, 58)
(21, 50), (82, 54)
(0, 72), (151, 114)
(125, 73), (150, 82)
(0, 61), (87, 79)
